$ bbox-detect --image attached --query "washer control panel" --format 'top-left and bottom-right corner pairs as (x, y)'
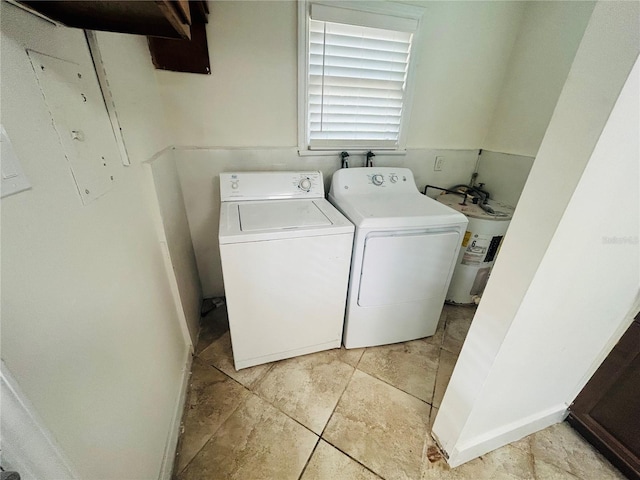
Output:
(298, 177), (312, 192)
(220, 171), (324, 201)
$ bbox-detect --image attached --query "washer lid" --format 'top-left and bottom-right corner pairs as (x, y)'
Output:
(239, 200), (332, 231)
(219, 198), (354, 244)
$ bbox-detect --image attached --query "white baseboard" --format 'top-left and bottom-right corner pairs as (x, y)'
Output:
(441, 404), (568, 468)
(158, 348), (193, 480)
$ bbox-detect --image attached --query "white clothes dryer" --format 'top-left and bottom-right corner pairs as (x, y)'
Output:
(219, 171), (354, 369)
(329, 167), (468, 348)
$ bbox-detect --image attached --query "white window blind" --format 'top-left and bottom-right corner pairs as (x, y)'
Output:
(307, 15), (414, 150)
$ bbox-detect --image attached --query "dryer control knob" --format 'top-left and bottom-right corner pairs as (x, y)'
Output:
(390, 174), (398, 183)
(298, 177), (312, 192)
(231, 181), (239, 189)
(372, 174), (384, 186)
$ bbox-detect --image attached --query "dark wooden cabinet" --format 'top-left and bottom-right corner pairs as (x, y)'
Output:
(17, 1), (197, 39)
(148, 21), (210, 74)
(17, 0), (211, 74)
(568, 314), (640, 480)
(147, 0), (210, 74)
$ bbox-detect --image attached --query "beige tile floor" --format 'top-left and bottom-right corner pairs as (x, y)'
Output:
(173, 304), (625, 480)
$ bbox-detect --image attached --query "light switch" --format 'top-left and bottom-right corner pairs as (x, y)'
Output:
(1, 125), (31, 198)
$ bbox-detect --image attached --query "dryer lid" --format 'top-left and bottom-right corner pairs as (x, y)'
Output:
(239, 200), (331, 231)
(329, 192), (468, 229)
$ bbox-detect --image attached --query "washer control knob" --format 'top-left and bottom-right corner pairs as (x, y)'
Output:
(231, 181), (239, 190)
(372, 174), (384, 186)
(298, 177), (312, 192)
(389, 174), (398, 183)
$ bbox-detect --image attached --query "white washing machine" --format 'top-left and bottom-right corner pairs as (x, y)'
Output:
(219, 171), (354, 369)
(329, 168), (468, 348)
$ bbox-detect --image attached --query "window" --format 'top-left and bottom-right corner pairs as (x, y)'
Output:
(298, 1), (423, 152)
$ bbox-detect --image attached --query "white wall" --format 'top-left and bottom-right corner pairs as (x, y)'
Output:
(475, 1), (595, 207)
(95, 30), (202, 346)
(0, 5), (190, 479)
(404, 1), (524, 149)
(157, 1), (525, 149)
(162, 0), (539, 298)
(176, 147), (479, 297)
(477, 1), (594, 206)
(483, 1), (595, 157)
(92, 31), (171, 163)
(433, 0), (640, 467)
(158, 0), (298, 147)
(163, 1), (598, 299)
(150, 149), (202, 345)
(475, 151), (535, 207)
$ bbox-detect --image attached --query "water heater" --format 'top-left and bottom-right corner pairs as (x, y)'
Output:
(436, 194), (514, 304)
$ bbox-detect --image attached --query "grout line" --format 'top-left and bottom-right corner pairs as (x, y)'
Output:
(184, 306), (596, 480)
(318, 363), (359, 439)
(429, 311), (451, 408)
(247, 358), (356, 440)
(351, 348), (365, 369)
(249, 362), (276, 391)
(297, 436), (322, 480)
(188, 313), (464, 477)
(216, 358), (324, 438)
(317, 368), (433, 477)
(349, 312), (452, 408)
(205, 359), (275, 399)
(198, 344), (349, 438)
(249, 386), (320, 437)
(188, 322), (394, 477)
(355, 370), (437, 417)
(440, 344), (463, 356)
(354, 360), (436, 407)
(233, 349), (364, 437)
(173, 364), (251, 478)
(431, 356), (446, 411)
(179, 392), (249, 476)
(437, 312), (448, 349)
(201, 358), (389, 480)
(320, 438), (385, 480)
(198, 327), (444, 402)
(528, 443), (538, 480)
(176, 420), (216, 478)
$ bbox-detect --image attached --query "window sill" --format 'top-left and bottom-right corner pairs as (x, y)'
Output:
(297, 148), (407, 157)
